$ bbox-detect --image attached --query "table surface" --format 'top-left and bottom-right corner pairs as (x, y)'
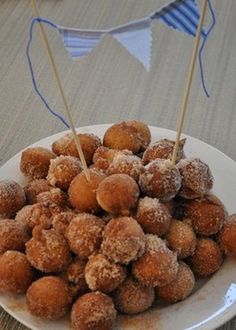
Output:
(0, 0), (235, 329)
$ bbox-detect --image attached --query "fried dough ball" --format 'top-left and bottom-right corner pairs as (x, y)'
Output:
(126, 120), (151, 151)
(139, 159), (182, 201)
(62, 258), (88, 298)
(188, 238), (223, 277)
(185, 196), (225, 236)
(93, 146), (132, 171)
(36, 188), (69, 210)
(66, 213), (105, 259)
(85, 253), (126, 293)
(155, 262), (195, 303)
(0, 180), (25, 218)
(132, 234), (178, 287)
(143, 138), (185, 165)
(218, 214), (236, 257)
(107, 154), (144, 181)
(103, 122), (142, 154)
(26, 276), (72, 320)
(71, 292), (117, 330)
(26, 227), (71, 273)
(24, 179), (51, 204)
(0, 251), (33, 294)
(177, 158), (214, 199)
(20, 147), (56, 179)
(52, 212), (76, 236)
(136, 197), (171, 236)
(113, 276), (154, 314)
(69, 168), (106, 213)
(15, 203), (52, 232)
(165, 219), (197, 259)
(47, 156), (82, 191)
(0, 219), (29, 254)
(52, 133), (101, 165)
(101, 217), (145, 265)
(97, 174), (139, 216)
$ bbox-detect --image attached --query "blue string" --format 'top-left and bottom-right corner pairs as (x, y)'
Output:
(26, 17), (70, 128)
(199, 0), (216, 98)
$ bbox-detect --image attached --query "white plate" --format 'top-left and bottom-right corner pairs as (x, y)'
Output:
(0, 124), (236, 330)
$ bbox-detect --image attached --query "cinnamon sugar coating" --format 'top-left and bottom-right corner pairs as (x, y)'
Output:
(26, 276), (72, 320)
(47, 155), (82, 190)
(101, 217), (145, 265)
(188, 238), (223, 277)
(0, 251), (33, 294)
(24, 179), (51, 204)
(107, 154), (144, 181)
(143, 138), (185, 165)
(71, 292), (117, 330)
(20, 147), (56, 179)
(0, 180), (25, 218)
(26, 227), (71, 273)
(218, 214), (236, 257)
(66, 213), (105, 259)
(185, 196), (225, 236)
(177, 158), (214, 199)
(165, 219), (197, 259)
(156, 262), (195, 303)
(113, 276), (154, 314)
(139, 159), (182, 201)
(136, 197), (171, 236)
(85, 253), (126, 293)
(126, 120), (151, 151)
(132, 234), (178, 287)
(0, 219), (29, 254)
(52, 133), (101, 165)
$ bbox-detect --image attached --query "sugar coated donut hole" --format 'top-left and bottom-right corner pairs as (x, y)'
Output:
(218, 214), (236, 257)
(47, 156), (82, 190)
(126, 120), (151, 151)
(85, 253), (126, 293)
(107, 154), (144, 181)
(177, 158), (214, 199)
(136, 197), (171, 236)
(24, 179), (51, 204)
(139, 159), (182, 201)
(66, 213), (105, 259)
(26, 227), (71, 273)
(26, 276), (72, 320)
(165, 219), (197, 259)
(36, 187), (69, 210)
(101, 217), (145, 264)
(185, 196), (225, 236)
(93, 146), (132, 171)
(142, 138), (186, 165)
(69, 168), (106, 213)
(132, 234), (178, 287)
(96, 174), (139, 216)
(52, 133), (101, 165)
(113, 276), (155, 314)
(188, 238), (223, 277)
(52, 212), (76, 236)
(71, 291), (117, 330)
(20, 147), (56, 179)
(156, 262), (195, 303)
(15, 203), (52, 232)
(62, 258), (88, 298)
(103, 122), (142, 154)
(0, 180), (25, 218)
(0, 251), (34, 294)
(0, 219), (29, 254)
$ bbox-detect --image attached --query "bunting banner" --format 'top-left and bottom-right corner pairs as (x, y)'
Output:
(26, 0), (215, 128)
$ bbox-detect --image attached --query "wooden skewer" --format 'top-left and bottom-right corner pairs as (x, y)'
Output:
(31, 0), (90, 180)
(172, 0), (208, 165)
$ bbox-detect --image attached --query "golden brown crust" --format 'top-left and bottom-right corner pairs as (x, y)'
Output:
(24, 179), (51, 204)
(20, 147), (56, 179)
(126, 120), (151, 151)
(0, 180), (25, 218)
(218, 214), (236, 257)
